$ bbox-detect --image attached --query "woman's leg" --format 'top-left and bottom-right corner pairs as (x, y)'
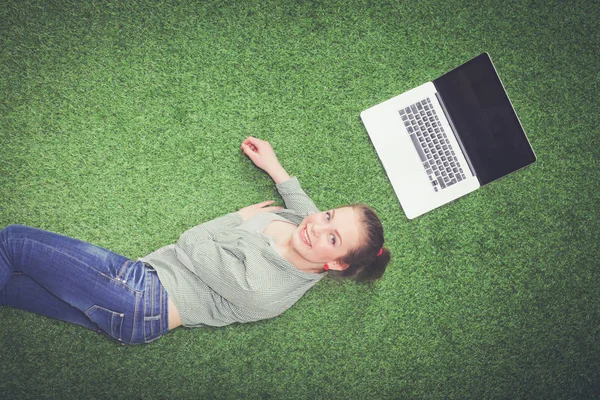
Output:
(0, 225), (156, 343)
(1, 273), (98, 330)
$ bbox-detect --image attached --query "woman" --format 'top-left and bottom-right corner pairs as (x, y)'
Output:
(0, 137), (390, 344)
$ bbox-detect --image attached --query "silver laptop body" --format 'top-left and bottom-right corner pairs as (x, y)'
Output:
(361, 53), (536, 219)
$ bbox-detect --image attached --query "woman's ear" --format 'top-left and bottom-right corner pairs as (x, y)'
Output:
(328, 260), (349, 271)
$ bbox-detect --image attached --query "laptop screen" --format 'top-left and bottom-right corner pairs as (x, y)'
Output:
(433, 53), (536, 185)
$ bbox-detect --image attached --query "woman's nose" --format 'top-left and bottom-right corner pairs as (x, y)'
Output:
(312, 224), (325, 236)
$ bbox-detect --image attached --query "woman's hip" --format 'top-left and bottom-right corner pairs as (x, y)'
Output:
(87, 262), (170, 345)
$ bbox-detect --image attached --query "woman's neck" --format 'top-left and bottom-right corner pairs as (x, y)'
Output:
(264, 219), (324, 274)
(275, 235), (323, 274)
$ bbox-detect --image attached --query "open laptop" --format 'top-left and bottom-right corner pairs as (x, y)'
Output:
(361, 53), (536, 219)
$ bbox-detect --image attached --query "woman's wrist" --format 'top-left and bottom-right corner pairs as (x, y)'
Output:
(267, 164), (291, 184)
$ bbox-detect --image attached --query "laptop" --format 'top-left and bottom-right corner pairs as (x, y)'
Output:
(361, 53), (536, 219)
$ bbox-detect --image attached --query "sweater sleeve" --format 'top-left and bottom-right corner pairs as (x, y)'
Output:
(275, 177), (319, 216)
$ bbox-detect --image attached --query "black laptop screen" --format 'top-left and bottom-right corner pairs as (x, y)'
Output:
(433, 53), (536, 185)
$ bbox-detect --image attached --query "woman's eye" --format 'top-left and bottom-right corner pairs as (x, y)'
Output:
(330, 234), (336, 245)
(325, 211), (331, 221)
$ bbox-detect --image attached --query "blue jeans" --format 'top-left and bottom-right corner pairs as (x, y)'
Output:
(0, 225), (169, 344)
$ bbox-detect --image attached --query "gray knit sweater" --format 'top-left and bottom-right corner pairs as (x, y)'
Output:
(141, 177), (325, 327)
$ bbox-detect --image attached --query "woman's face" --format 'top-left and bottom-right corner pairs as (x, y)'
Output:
(291, 207), (362, 269)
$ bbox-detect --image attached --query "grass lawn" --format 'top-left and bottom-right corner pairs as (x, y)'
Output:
(1, 0), (599, 398)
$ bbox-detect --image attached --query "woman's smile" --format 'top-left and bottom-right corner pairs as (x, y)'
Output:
(301, 225), (311, 247)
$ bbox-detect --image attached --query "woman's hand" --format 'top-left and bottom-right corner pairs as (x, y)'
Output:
(241, 137), (290, 184)
(236, 200), (284, 222)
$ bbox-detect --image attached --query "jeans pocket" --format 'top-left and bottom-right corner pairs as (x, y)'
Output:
(86, 305), (125, 342)
(144, 316), (163, 343)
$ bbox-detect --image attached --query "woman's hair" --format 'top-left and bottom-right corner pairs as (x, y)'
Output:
(332, 204), (390, 283)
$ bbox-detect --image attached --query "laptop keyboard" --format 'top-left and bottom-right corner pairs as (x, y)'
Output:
(399, 98), (467, 192)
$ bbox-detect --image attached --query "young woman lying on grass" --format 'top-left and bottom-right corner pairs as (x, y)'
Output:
(0, 137), (390, 344)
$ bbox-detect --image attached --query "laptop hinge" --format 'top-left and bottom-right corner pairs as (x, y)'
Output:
(434, 92), (476, 177)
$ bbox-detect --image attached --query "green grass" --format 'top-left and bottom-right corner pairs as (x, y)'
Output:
(1, 0), (599, 398)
